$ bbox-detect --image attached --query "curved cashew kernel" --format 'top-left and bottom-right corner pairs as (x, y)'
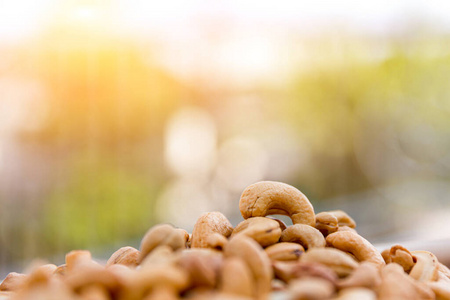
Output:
(379, 263), (434, 300)
(427, 281), (450, 300)
(315, 212), (338, 236)
(239, 181), (315, 226)
(300, 247), (358, 277)
(140, 245), (175, 268)
(65, 250), (92, 271)
(177, 249), (223, 288)
(220, 257), (254, 298)
(224, 235), (273, 298)
(206, 233), (228, 251)
(191, 212), (233, 249)
(338, 262), (381, 289)
(288, 277), (335, 300)
(388, 245), (415, 273)
(273, 261), (338, 285)
(106, 246), (140, 268)
(266, 216), (287, 231)
(232, 217), (282, 247)
(135, 264), (190, 295)
(410, 251), (439, 282)
(280, 224), (325, 250)
(140, 224), (189, 262)
(0, 272), (27, 291)
(265, 243), (304, 261)
(325, 231), (385, 266)
(336, 288), (377, 300)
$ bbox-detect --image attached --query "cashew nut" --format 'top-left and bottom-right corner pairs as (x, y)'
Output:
(191, 212), (233, 249)
(326, 210), (356, 228)
(176, 248), (223, 288)
(264, 242), (304, 261)
(338, 262), (381, 290)
(300, 247), (358, 277)
(410, 250), (439, 282)
(325, 231), (385, 266)
(387, 245), (415, 273)
(220, 257), (254, 298)
(379, 263), (434, 300)
(0, 272), (27, 292)
(315, 212), (338, 236)
(232, 217), (282, 247)
(106, 246), (140, 268)
(272, 261), (338, 285)
(224, 235), (273, 298)
(139, 224), (189, 262)
(335, 288), (377, 300)
(239, 181), (315, 226)
(288, 277), (335, 300)
(280, 224), (325, 250)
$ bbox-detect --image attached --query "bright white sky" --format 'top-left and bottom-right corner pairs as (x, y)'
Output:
(1, 0), (450, 42)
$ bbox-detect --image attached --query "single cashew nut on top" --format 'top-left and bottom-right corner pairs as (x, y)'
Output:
(191, 212), (233, 249)
(232, 217), (282, 247)
(280, 224), (325, 250)
(326, 231), (385, 266)
(387, 245), (416, 273)
(239, 181), (315, 226)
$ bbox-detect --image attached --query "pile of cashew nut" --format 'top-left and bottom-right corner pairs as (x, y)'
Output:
(1, 181), (450, 299)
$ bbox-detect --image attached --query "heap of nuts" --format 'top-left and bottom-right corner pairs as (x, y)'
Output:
(1, 181), (450, 299)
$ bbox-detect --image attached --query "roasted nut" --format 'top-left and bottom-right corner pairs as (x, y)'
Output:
(280, 224), (325, 250)
(288, 277), (335, 300)
(139, 224), (189, 262)
(379, 263), (434, 300)
(315, 212), (338, 236)
(300, 247), (358, 277)
(224, 235), (273, 298)
(176, 248), (223, 288)
(191, 212), (233, 249)
(273, 261), (338, 285)
(106, 246), (140, 268)
(410, 250), (439, 282)
(338, 262), (381, 289)
(326, 210), (356, 228)
(232, 217), (282, 247)
(239, 181), (315, 226)
(335, 287), (377, 300)
(265, 242), (304, 261)
(326, 231), (385, 266)
(65, 250), (93, 271)
(220, 257), (254, 297)
(0, 272), (27, 291)
(387, 245), (415, 273)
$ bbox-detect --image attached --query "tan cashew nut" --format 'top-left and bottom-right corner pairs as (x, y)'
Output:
(232, 217), (282, 247)
(139, 224), (189, 262)
(300, 247), (358, 277)
(387, 245), (415, 273)
(280, 224), (325, 250)
(264, 242), (304, 261)
(410, 251), (439, 282)
(326, 231), (385, 266)
(327, 210), (356, 228)
(224, 235), (273, 298)
(239, 181), (315, 226)
(191, 212), (233, 249)
(315, 212), (339, 236)
(106, 246), (140, 268)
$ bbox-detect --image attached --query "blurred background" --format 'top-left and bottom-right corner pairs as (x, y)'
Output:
(1, 0), (450, 275)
